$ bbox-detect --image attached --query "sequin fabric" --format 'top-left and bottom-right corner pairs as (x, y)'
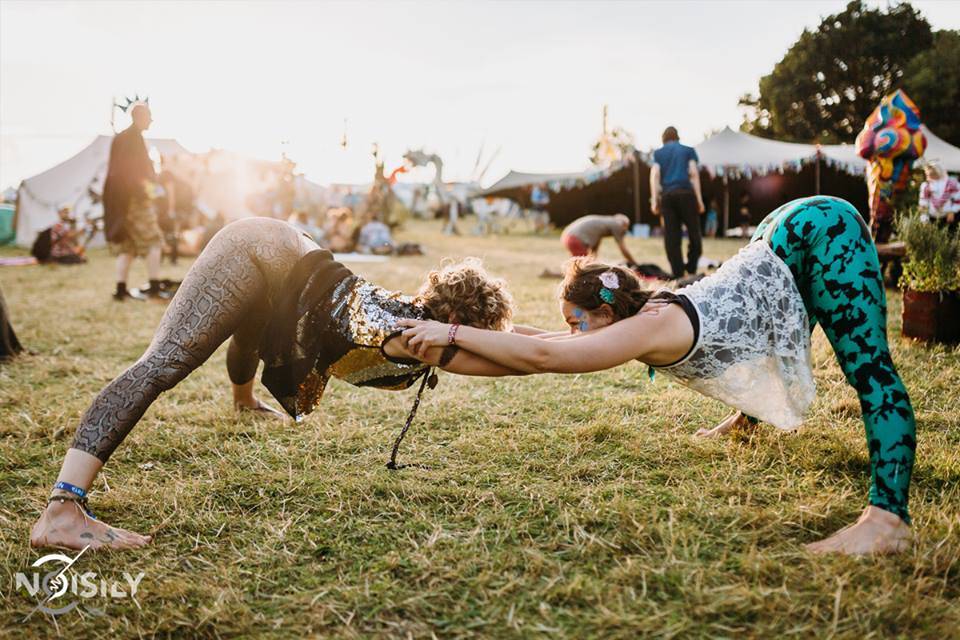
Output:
(327, 280), (429, 387)
(260, 251), (430, 420)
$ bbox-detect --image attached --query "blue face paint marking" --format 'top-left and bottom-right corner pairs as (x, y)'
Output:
(573, 308), (584, 318)
(579, 320), (589, 332)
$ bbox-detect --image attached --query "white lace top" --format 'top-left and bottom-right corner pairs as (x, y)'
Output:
(654, 241), (816, 430)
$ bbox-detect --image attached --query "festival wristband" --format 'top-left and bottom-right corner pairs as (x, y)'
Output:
(53, 481), (87, 498)
(448, 324), (460, 345)
(52, 481), (96, 519)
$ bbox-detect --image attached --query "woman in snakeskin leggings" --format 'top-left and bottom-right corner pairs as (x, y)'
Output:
(31, 217), (525, 551)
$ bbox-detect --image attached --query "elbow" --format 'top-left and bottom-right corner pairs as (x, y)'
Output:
(528, 342), (557, 374)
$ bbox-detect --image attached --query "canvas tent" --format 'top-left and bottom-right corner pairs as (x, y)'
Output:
(815, 125), (960, 176)
(479, 159), (653, 228)
(694, 127), (818, 177)
(918, 125), (960, 173)
(478, 170), (593, 196)
(14, 135), (190, 247)
(693, 128), (876, 231)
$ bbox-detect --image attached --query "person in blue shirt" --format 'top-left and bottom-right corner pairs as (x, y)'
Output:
(650, 127), (705, 278)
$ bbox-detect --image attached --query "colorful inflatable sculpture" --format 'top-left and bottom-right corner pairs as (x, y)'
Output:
(855, 89), (926, 242)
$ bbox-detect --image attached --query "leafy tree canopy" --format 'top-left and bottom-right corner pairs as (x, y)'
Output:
(902, 29), (960, 146)
(739, 1), (958, 144)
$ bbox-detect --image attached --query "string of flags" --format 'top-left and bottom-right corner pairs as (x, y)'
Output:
(525, 149), (865, 198)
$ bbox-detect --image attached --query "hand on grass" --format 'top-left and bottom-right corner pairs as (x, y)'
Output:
(400, 319), (452, 357)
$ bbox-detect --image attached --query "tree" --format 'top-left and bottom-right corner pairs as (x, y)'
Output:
(740, 1), (932, 143)
(590, 126), (635, 168)
(903, 29), (960, 146)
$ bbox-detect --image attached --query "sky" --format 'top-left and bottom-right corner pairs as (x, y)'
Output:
(2, 0), (958, 190)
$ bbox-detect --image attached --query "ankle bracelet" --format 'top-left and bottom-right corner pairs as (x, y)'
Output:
(49, 482), (96, 519)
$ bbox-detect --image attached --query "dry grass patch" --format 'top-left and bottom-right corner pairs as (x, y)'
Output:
(2, 220), (959, 638)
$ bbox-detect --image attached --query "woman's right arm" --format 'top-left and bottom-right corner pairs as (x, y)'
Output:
(401, 314), (676, 375)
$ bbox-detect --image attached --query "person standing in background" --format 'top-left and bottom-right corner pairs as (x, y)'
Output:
(102, 101), (170, 301)
(157, 156), (196, 265)
(650, 126), (705, 278)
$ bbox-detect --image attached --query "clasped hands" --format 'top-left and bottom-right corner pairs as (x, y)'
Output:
(399, 319), (452, 357)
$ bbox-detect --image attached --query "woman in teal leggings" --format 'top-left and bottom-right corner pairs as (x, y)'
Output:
(401, 196), (916, 555)
(755, 197), (915, 525)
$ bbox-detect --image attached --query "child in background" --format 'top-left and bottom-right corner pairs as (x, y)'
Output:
(704, 199), (719, 238)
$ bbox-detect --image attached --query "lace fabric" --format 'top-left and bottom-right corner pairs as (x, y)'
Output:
(655, 241), (816, 430)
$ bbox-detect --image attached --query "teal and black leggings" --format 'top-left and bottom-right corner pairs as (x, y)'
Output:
(753, 196), (916, 522)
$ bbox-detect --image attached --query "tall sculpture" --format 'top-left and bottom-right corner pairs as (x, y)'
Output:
(404, 149), (459, 233)
(855, 89), (926, 242)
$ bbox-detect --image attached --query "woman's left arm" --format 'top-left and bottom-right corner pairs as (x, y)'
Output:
(383, 334), (526, 377)
(511, 324), (548, 336)
(400, 316), (663, 374)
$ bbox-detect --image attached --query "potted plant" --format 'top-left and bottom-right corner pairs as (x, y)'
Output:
(897, 212), (960, 343)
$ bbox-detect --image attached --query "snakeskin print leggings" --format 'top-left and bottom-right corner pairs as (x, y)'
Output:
(71, 218), (317, 462)
(754, 196), (916, 522)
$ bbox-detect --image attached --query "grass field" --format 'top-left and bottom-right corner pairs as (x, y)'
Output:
(1, 219), (959, 638)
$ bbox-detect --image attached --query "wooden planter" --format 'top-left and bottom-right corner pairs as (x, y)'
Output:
(902, 289), (960, 343)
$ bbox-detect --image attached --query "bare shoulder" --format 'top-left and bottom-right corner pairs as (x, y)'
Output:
(624, 301), (695, 365)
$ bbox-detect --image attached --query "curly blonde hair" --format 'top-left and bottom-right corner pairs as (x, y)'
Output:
(417, 258), (514, 330)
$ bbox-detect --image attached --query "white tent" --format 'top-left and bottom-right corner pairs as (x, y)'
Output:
(694, 127), (818, 176)
(817, 142), (865, 175)
(14, 135), (189, 247)
(479, 170), (590, 195)
(920, 126), (960, 174)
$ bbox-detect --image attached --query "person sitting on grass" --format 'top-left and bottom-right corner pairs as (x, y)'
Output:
(323, 207), (356, 253)
(402, 196), (917, 556)
(30, 216), (527, 551)
(48, 206), (88, 264)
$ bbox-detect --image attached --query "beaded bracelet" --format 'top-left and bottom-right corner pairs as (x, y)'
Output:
(448, 324), (460, 345)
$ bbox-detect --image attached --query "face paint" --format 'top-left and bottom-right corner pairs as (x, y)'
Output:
(573, 308), (584, 318)
(579, 320), (589, 332)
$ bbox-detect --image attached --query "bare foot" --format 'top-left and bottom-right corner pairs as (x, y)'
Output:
(235, 398), (286, 419)
(805, 506), (911, 556)
(695, 412), (752, 438)
(30, 498), (152, 551)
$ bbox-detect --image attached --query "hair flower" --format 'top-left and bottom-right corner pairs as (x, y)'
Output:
(599, 271), (619, 290)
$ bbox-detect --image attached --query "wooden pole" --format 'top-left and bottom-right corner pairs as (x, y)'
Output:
(722, 175), (730, 235)
(815, 147), (821, 195)
(632, 150), (641, 226)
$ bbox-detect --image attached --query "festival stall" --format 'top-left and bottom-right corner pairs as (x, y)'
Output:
(694, 127), (817, 232)
(464, 123), (960, 235)
(14, 135), (190, 247)
(478, 156), (652, 228)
